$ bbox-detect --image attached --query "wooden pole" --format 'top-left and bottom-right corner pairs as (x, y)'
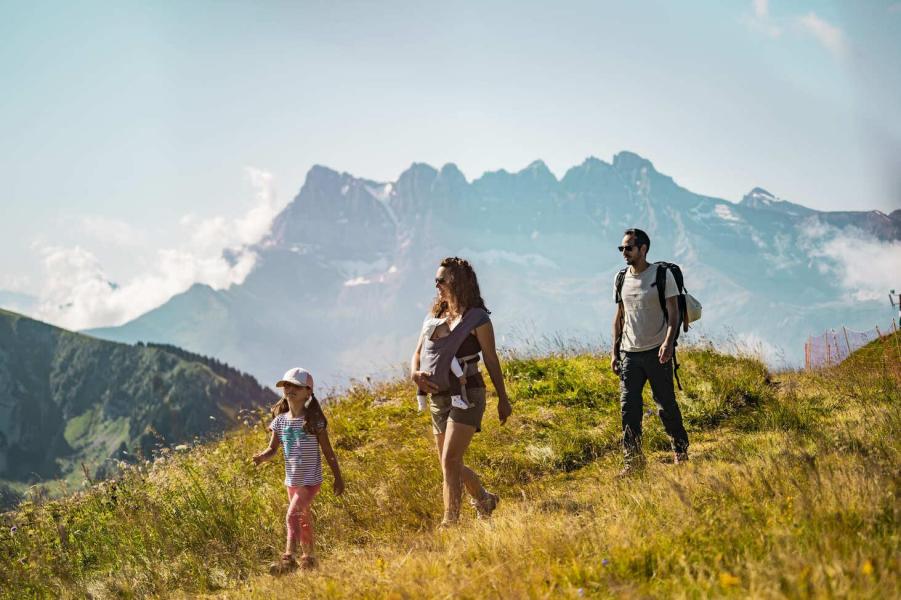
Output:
(843, 326), (852, 357)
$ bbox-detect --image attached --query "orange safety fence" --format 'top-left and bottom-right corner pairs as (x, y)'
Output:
(804, 321), (899, 370)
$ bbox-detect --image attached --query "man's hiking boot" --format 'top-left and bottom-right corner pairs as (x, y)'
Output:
(471, 490), (499, 519)
(269, 554), (298, 576)
(674, 450), (689, 464)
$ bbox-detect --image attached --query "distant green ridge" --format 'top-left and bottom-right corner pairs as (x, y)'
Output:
(0, 309), (277, 506)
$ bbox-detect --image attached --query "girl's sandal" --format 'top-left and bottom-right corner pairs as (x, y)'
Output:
(269, 554), (299, 576)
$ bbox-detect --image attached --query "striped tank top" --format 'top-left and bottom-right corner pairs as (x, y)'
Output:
(269, 413), (324, 487)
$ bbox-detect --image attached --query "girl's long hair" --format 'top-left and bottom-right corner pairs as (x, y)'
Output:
(430, 256), (489, 318)
(270, 392), (328, 435)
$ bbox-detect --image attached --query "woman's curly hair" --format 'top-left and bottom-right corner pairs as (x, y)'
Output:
(430, 256), (490, 317)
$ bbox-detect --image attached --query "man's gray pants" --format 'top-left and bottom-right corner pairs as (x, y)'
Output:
(619, 346), (689, 457)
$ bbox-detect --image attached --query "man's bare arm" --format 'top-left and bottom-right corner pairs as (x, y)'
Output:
(658, 296), (679, 363)
(611, 302), (624, 374)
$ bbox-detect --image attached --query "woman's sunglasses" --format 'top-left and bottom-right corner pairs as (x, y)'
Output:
(434, 277), (447, 285)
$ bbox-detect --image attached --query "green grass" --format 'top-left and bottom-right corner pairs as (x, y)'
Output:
(1, 334), (899, 598)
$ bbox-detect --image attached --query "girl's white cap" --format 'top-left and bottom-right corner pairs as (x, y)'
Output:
(276, 367), (314, 390)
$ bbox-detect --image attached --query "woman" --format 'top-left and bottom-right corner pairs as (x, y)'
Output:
(410, 257), (513, 526)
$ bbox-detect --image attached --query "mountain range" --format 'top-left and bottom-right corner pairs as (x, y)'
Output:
(78, 151), (900, 386)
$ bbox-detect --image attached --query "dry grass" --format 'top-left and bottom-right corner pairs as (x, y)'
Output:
(1, 333), (899, 599)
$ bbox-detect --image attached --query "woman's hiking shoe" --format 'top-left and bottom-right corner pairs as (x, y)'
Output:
(299, 555), (317, 570)
(269, 554), (299, 576)
(471, 490), (499, 519)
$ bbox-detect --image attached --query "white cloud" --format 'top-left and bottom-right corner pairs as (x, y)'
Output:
(800, 221), (901, 302)
(78, 216), (145, 247)
(797, 12), (847, 59)
(0, 274), (33, 294)
(744, 0), (781, 37)
(32, 167), (283, 330)
(186, 167), (281, 251)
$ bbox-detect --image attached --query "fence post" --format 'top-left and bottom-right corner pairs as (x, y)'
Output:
(842, 326), (852, 355)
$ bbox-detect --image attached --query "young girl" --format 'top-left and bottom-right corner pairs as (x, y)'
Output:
(253, 367), (344, 574)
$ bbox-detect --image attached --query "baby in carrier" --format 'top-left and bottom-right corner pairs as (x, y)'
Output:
(417, 317), (470, 411)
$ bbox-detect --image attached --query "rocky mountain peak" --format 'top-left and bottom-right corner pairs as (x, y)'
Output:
(518, 160), (557, 183)
(740, 187), (813, 216)
(612, 151), (657, 175)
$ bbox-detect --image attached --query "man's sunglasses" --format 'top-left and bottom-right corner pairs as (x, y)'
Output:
(618, 245), (638, 253)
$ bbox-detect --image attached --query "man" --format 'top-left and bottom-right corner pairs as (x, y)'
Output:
(611, 228), (689, 476)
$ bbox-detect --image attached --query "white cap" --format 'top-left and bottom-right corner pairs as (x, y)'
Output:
(276, 367), (314, 390)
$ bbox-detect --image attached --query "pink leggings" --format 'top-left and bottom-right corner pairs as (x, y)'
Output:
(286, 484), (321, 547)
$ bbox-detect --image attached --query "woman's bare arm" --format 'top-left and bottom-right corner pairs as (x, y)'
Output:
(475, 321), (512, 425)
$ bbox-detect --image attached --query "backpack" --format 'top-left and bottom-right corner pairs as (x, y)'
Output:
(615, 262), (701, 390)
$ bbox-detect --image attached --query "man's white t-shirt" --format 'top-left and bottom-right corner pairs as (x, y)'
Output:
(615, 264), (678, 352)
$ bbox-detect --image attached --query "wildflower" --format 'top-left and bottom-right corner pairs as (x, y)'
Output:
(10, 525), (17, 534)
(577, 588), (585, 597)
(719, 572), (740, 587)
(861, 560), (874, 576)
(602, 558), (609, 566)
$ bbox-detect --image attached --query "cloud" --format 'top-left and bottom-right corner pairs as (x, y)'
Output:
(800, 221), (901, 302)
(32, 167), (283, 330)
(889, 3), (901, 14)
(743, 0), (781, 37)
(183, 167), (281, 251)
(797, 12), (847, 59)
(78, 216), (146, 247)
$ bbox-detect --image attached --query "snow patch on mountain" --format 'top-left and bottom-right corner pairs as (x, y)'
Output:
(460, 249), (559, 269)
(715, 204), (741, 222)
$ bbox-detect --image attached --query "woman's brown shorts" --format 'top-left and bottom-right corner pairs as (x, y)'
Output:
(429, 387), (487, 434)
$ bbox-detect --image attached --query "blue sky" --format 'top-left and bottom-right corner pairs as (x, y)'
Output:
(1, 1), (899, 327)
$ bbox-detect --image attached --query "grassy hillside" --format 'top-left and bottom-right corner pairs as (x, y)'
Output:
(0, 310), (277, 507)
(0, 333), (898, 598)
